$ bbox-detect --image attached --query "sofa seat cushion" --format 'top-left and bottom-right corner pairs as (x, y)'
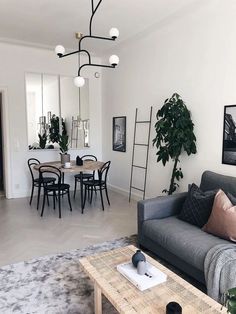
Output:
(142, 216), (229, 271)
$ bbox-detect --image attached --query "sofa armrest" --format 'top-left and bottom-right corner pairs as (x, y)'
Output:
(137, 192), (187, 243)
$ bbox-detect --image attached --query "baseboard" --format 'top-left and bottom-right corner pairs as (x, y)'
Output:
(11, 189), (77, 199)
(12, 190), (30, 199)
(107, 183), (143, 201)
(10, 185), (143, 201)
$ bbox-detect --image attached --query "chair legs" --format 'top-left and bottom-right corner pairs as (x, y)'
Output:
(83, 184), (110, 211)
(99, 186), (104, 211)
(83, 185), (87, 209)
(53, 191), (56, 209)
(37, 183), (41, 210)
(29, 184), (34, 205)
(58, 191), (61, 219)
(67, 190), (72, 212)
(90, 186), (94, 204)
(41, 190), (46, 217)
(36, 181), (51, 209)
(105, 185), (110, 205)
(41, 188), (72, 219)
(73, 179), (77, 199)
(46, 186), (50, 206)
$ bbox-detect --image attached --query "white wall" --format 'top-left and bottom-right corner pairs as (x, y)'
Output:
(0, 42), (102, 198)
(102, 0), (236, 199)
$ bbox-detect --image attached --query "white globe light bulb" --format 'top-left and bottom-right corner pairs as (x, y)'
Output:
(55, 45), (65, 56)
(74, 76), (85, 87)
(109, 27), (119, 39)
(109, 55), (119, 66)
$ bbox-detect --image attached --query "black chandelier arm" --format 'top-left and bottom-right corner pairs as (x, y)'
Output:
(91, 35), (115, 41)
(79, 34), (115, 52)
(90, 0), (103, 36)
(59, 49), (91, 63)
(78, 63), (115, 76)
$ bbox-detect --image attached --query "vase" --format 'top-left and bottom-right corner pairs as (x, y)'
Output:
(137, 261), (147, 275)
(76, 155), (83, 166)
(61, 153), (70, 165)
(166, 302), (182, 314)
(131, 250), (146, 268)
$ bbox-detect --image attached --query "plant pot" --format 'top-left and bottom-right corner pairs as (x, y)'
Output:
(61, 153), (70, 165)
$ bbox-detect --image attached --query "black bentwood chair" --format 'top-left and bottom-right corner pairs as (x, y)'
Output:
(73, 154), (97, 199)
(39, 165), (72, 219)
(82, 161), (111, 211)
(28, 158), (56, 208)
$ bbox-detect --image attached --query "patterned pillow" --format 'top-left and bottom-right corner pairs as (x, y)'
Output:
(178, 183), (217, 228)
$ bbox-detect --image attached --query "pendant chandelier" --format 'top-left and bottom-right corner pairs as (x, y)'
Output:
(54, 0), (119, 87)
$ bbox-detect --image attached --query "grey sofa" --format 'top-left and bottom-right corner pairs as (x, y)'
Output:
(138, 170), (236, 284)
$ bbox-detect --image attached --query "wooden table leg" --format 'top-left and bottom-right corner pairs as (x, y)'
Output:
(94, 283), (102, 314)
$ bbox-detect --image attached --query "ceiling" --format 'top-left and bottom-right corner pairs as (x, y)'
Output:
(0, 0), (200, 53)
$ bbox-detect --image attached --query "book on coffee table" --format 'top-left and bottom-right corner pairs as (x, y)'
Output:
(117, 261), (167, 291)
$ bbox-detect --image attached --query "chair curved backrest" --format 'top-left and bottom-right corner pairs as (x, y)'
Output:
(98, 161), (111, 183)
(28, 158), (40, 182)
(39, 165), (61, 186)
(81, 154), (97, 161)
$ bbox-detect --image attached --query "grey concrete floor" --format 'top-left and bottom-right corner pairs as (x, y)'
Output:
(0, 190), (137, 267)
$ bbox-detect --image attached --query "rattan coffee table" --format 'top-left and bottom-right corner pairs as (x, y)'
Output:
(79, 245), (227, 314)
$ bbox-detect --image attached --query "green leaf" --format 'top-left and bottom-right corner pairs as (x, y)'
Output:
(38, 133), (47, 149)
(59, 134), (69, 153)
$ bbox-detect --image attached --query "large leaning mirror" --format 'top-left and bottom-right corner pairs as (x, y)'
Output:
(25, 72), (89, 150)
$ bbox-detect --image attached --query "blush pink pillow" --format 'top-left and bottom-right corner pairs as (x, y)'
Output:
(202, 189), (236, 242)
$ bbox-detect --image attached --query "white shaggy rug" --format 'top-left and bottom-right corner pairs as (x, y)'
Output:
(0, 235), (137, 314)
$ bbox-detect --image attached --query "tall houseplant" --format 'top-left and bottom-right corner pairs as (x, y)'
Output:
(153, 93), (197, 195)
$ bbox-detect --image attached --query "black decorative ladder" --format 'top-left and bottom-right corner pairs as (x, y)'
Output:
(129, 107), (153, 202)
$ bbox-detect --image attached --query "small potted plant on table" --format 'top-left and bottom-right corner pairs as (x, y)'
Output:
(59, 134), (70, 165)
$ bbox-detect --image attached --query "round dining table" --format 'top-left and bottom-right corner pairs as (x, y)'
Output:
(34, 160), (104, 213)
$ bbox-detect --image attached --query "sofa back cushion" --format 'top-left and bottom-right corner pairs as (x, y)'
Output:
(203, 189), (236, 242)
(200, 171), (236, 195)
(178, 183), (216, 228)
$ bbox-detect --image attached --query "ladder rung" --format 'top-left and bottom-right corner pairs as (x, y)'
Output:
(131, 186), (145, 192)
(136, 120), (151, 123)
(133, 165), (146, 170)
(134, 143), (148, 147)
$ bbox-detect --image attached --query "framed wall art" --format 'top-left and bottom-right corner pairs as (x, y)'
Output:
(222, 105), (236, 165)
(113, 116), (126, 152)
